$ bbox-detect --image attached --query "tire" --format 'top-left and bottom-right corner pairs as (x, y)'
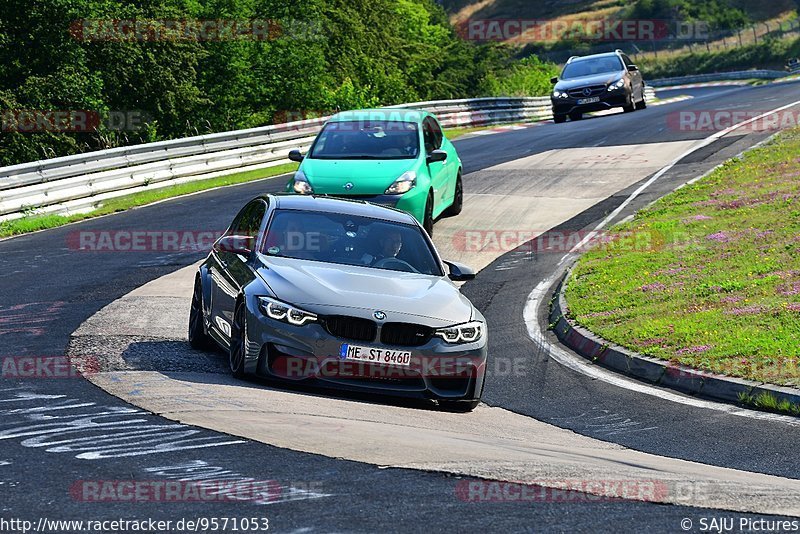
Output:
(423, 192), (434, 236)
(439, 399), (480, 413)
(229, 300), (248, 378)
(569, 112), (583, 121)
(636, 90), (647, 110)
(623, 93), (636, 113)
(553, 114), (567, 124)
(444, 173), (463, 217)
(188, 277), (213, 350)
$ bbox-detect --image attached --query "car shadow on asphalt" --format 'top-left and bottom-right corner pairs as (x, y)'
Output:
(118, 339), (448, 413)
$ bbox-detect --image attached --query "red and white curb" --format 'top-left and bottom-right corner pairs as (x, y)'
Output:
(773, 75), (800, 85)
(470, 124), (538, 136)
(649, 94), (694, 106)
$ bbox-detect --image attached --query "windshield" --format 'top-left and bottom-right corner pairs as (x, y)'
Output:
(561, 56), (624, 80)
(261, 209), (442, 276)
(309, 120), (420, 160)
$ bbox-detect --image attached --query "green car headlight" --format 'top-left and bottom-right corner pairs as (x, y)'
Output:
(258, 297), (317, 326)
(292, 170), (314, 195)
(385, 171), (416, 195)
(435, 321), (483, 344)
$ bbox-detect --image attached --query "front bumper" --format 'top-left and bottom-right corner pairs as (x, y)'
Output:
(286, 180), (429, 225)
(242, 301), (487, 402)
(551, 89), (631, 115)
(332, 188), (429, 225)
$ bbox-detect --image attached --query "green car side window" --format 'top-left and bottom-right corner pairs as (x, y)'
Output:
(422, 119), (436, 153)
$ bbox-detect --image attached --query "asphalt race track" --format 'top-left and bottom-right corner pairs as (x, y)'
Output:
(3, 81), (800, 532)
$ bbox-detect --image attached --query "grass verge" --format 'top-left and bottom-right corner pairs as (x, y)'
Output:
(738, 391), (800, 416)
(444, 123), (529, 139)
(564, 127), (800, 387)
(0, 163), (298, 239)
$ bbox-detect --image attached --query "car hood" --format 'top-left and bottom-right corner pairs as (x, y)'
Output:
(555, 72), (624, 90)
(256, 256), (474, 326)
(301, 158), (418, 196)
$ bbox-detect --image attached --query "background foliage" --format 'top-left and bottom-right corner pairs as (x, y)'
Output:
(0, 0), (558, 166)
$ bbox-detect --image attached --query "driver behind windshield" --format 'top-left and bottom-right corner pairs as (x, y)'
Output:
(373, 230), (403, 263)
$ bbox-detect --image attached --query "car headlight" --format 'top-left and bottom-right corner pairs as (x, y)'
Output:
(258, 297), (317, 326)
(553, 90), (569, 99)
(435, 321), (484, 344)
(385, 170), (416, 195)
(607, 79), (625, 91)
(292, 170), (314, 195)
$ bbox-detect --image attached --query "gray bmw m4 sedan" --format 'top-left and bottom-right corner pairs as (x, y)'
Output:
(189, 194), (487, 411)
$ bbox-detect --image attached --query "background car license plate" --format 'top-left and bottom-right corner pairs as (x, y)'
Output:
(340, 344), (412, 367)
(577, 96), (600, 105)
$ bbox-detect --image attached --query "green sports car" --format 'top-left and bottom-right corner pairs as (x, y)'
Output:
(286, 109), (463, 235)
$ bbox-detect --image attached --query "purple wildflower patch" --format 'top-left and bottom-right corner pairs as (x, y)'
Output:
(725, 305), (766, 316)
(653, 266), (687, 276)
(720, 295), (744, 304)
(640, 282), (667, 292)
(706, 231), (731, 243)
(640, 337), (667, 347)
(682, 214), (713, 224)
(777, 283), (800, 296)
(710, 188), (739, 197)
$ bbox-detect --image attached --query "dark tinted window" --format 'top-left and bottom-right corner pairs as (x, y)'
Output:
(261, 209), (442, 276)
(309, 120), (419, 160)
(229, 200), (266, 238)
(428, 117), (443, 149)
(561, 56), (625, 79)
(422, 119), (436, 153)
(621, 54), (634, 68)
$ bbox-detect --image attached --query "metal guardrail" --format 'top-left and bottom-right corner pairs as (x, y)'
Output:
(648, 70), (789, 87)
(0, 89), (655, 221)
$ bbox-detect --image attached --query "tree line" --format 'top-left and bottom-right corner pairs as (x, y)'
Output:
(0, 0), (557, 167)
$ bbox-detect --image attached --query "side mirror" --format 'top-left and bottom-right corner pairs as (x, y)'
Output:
(550, 76), (559, 84)
(628, 64), (639, 72)
(444, 260), (476, 282)
(215, 235), (254, 256)
(426, 149), (447, 165)
(288, 149), (305, 162)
